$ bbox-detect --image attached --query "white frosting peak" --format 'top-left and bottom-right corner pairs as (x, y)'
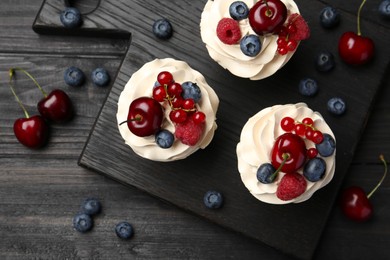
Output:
(236, 103), (336, 204)
(117, 58), (219, 161)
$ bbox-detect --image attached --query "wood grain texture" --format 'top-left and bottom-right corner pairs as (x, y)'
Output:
(0, 0), (389, 259)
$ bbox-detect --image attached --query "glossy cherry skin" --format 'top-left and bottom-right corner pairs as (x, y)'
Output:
(127, 97), (163, 137)
(271, 133), (307, 173)
(338, 31), (375, 65)
(13, 115), (49, 148)
(340, 186), (373, 222)
(249, 0), (287, 35)
(38, 89), (74, 122)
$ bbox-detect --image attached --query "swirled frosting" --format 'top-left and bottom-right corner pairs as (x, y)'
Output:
(200, 0), (299, 80)
(236, 103), (336, 204)
(117, 58), (219, 162)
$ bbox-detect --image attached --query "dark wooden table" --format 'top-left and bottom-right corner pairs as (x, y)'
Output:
(1, 0), (389, 259)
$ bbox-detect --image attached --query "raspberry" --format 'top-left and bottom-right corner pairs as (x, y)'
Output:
(216, 18), (241, 45)
(276, 172), (307, 201)
(175, 116), (205, 146)
(288, 13), (310, 41)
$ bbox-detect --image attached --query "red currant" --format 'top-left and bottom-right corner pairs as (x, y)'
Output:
(305, 127), (314, 140)
(277, 37), (287, 47)
(171, 96), (183, 108)
(280, 117), (295, 132)
(294, 123), (306, 136)
(312, 131), (324, 144)
(167, 82), (182, 97)
(152, 85), (166, 102)
(193, 111), (206, 124)
(169, 109), (187, 124)
(157, 71), (173, 85)
(307, 148), (318, 159)
(287, 39), (298, 51)
(182, 99), (195, 110)
(302, 117), (314, 126)
(287, 24), (297, 34)
(277, 46), (288, 55)
(278, 26), (288, 37)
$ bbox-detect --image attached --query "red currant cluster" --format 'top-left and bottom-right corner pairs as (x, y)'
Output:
(152, 71), (206, 125)
(280, 116), (324, 159)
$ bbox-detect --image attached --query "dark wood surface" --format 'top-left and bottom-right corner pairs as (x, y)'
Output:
(0, 0), (389, 259)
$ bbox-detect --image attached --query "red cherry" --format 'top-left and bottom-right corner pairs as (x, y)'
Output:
(37, 89), (74, 122)
(340, 155), (387, 222)
(169, 109), (187, 124)
(125, 97), (163, 137)
(248, 0), (287, 35)
(338, 32), (374, 65)
(13, 115), (49, 149)
(271, 133), (307, 173)
(157, 71), (173, 85)
(153, 85), (166, 102)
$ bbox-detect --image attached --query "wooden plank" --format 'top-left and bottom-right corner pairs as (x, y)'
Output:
(31, 0), (390, 259)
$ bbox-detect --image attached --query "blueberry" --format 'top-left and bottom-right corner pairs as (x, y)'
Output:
(115, 221), (134, 239)
(80, 198), (101, 216)
(256, 163), (276, 184)
(60, 7), (82, 28)
(152, 18), (173, 40)
(315, 133), (336, 157)
(240, 34), (262, 57)
(319, 6), (340, 29)
(203, 190), (223, 209)
(298, 78), (318, 97)
(327, 97), (346, 115)
(155, 130), (174, 149)
(64, 66), (85, 87)
(303, 157), (326, 182)
(379, 0), (390, 19)
(315, 50), (335, 72)
(91, 68), (110, 87)
(229, 1), (249, 20)
(73, 213), (93, 233)
(181, 81), (201, 103)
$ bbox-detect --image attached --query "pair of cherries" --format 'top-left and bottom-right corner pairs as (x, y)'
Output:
(9, 68), (74, 149)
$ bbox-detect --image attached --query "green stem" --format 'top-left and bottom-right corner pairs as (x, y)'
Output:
(367, 154), (388, 199)
(9, 69), (30, 118)
(357, 0), (367, 36)
(119, 115), (142, 126)
(10, 67), (47, 97)
(270, 153), (290, 180)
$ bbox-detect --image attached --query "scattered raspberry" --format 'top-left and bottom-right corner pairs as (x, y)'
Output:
(175, 116), (205, 146)
(216, 18), (241, 45)
(288, 13), (310, 41)
(276, 172), (307, 201)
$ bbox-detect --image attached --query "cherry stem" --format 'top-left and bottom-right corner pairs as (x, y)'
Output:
(9, 67), (48, 97)
(8, 71), (30, 118)
(119, 115), (142, 126)
(357, 0), (367, 36)
(367, 154), (388, 199)
(270, 153), (290, 180)
(263, 0), (273, 17)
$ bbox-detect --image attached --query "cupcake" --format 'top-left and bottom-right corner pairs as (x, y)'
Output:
(200, 0), (310, 80)
(236, 103), (336, 204)
(117, 58), (219, 161)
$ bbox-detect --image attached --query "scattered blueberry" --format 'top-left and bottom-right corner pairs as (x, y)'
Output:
(327, 97), (346, 115)
(229, 1), (249, 20)
(115, 221), (134, 239)
(256, 163), (276, 184)
(203, 190), (224, 209)
(64, 66), (85, 87)
(80, 198), (102, 216)
(303, 157), (326, 182)
(181, 81), (202, 103)
(298, 78), (319, 97)
(240, 34), (262, 57)
(379, 0), (390, 19)
(315, 50), (335, 72)
(152, 18), (173, 40)
(91, 68), (110, 87)
(155, 130), (174, 149)
(319, 6), (340, 29)
(73, 213), (93, 233)
(60, 7), (82, 28)
(316, 133), (336, 157)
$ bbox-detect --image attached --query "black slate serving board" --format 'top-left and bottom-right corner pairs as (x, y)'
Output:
(33, 0), (390, 259)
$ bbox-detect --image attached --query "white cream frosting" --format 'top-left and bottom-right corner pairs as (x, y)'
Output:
(236, 103), (336, 204)
(200, 0), (300, 80)
(117, 58), (219, 162)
